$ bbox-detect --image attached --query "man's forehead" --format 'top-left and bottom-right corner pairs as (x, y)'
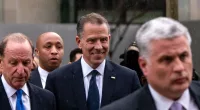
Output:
(5, 41), (32, 54)
(39, 35), (63, 45)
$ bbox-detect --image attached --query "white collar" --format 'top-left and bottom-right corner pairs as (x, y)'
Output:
(38, 66), (49, 78)
(149, 84), (190, 110)
(1, 75), (29, 97)
(81, 57), (105, 78)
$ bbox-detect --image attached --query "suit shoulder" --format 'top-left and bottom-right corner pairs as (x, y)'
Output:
(48, 63), (74, 77)
(190, 81), (200, 91)
(29, 68), (40, 83)
(29, 83), (54, 97)
(30, 68), (39, 76)
(101, 88), (143, 110)
(108, 60), (137, 75)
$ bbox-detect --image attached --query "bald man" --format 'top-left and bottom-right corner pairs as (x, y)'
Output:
(29, 32), (64, 88)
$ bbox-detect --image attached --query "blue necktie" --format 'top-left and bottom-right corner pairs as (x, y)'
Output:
(87, 70), (100, 110)
(16, 89), (25, 110)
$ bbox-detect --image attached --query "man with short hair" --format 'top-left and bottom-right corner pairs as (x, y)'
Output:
(101, 17), (200, 110)
(0, 33), (56, 110)
(46, 13), (141, 110)
(29, 32), (64, 88)
(68, 48), (82, 64)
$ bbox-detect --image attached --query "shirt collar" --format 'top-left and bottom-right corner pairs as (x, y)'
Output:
(38, 66), (49, 79)
(149, 84), (190, 110)
(81, 57), (105, 78)
(177, 88), (190, 110)
(1, 75), (29, 97)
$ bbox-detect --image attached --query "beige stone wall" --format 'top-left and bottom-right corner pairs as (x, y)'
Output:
(178, 0), (200, 21)
(3, 0), (60, 23)
(1, 0), (200, 23)
(190, 0), (200, 20)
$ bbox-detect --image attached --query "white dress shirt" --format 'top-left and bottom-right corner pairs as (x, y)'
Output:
(148, 84), (198, 110)
(38, 66), (49, 88)
(1, 75), (31, 110)
(81, 57), (105, 104)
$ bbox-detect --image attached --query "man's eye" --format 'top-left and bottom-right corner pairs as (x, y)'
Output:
(88, 39), (95, 43)
(100, 38), (108, 42)
(10, 61), (17, 66)
(23, 61), (30, 66)
(45, 45), (51, 48)
(159, 56), (173, 64)
(180, 53), (188, 61)
(56, 45), (63, 49)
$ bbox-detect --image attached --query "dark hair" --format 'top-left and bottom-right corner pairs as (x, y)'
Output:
(70, 48), (82, 62)
(0, 33), (34, 57)
(76, 12), (110, 37)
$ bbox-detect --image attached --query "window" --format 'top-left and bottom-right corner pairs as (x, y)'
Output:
(60, 0), (166, 24)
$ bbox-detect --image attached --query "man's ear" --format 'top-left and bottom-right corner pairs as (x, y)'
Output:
(76, 36), (82, 49)
(35, 48), (39, 57)
(138, 57), (148, 77)
(0, 56), (3, 72)
(108, 34), (111, 40)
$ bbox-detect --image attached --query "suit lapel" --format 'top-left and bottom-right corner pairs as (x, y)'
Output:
(189, 82), (200, 109)
(28, 83), (40, 110)
(71, 60), (88, 109)
(0, 77), (12, 110)
(136, 85), (157, 110)
(101, 60), (116, 107)
(30, 68), (43, 88)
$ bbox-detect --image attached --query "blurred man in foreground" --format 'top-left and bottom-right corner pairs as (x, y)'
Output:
(101, 17), (200, 110)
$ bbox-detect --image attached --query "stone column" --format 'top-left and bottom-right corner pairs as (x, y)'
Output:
(166, 0), (178, 20)
(178, 0), (200, 21)
(3, 0), (60, 23)
(190, 0), (200, 20)
(178, 0), (190, 21)
(0, 0), (3, 22)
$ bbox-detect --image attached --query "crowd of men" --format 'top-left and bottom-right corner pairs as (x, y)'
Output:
(0, 12), (200, 110)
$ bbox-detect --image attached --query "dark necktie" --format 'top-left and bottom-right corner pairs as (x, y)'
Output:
(87, 70), (100, 110)
(16, 89), (25, 110)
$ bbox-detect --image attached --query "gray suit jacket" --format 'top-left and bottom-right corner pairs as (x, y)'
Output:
(101, 81), (200, 110)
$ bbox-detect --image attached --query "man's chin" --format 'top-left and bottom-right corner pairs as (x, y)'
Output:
(93, 59), (104, 63)
(12, 82), (25, 89)
(49, 65), (59, 69)
(172, 83), (190, 93)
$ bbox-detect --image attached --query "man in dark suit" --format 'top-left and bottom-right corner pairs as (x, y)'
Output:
(45, 12), (141, 110)
(29, 32), (64, 88)
(0, 33), (56, 110)
(101, 17), (200, 110)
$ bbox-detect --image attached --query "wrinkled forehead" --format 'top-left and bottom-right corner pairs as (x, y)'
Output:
(4, 40), (32, 57)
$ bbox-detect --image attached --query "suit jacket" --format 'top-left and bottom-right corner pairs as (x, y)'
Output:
(45, 59), (141, 110)
(29, 68), (43, 88)
(0, 77), (56, 110)
(100, 81), (200, 110)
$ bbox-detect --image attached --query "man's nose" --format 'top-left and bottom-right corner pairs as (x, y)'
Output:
(51, 46), (58, 54)
(173, 58), (185, 73)
(94, 40), (103, 49)
(16, 64), (25, 75)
